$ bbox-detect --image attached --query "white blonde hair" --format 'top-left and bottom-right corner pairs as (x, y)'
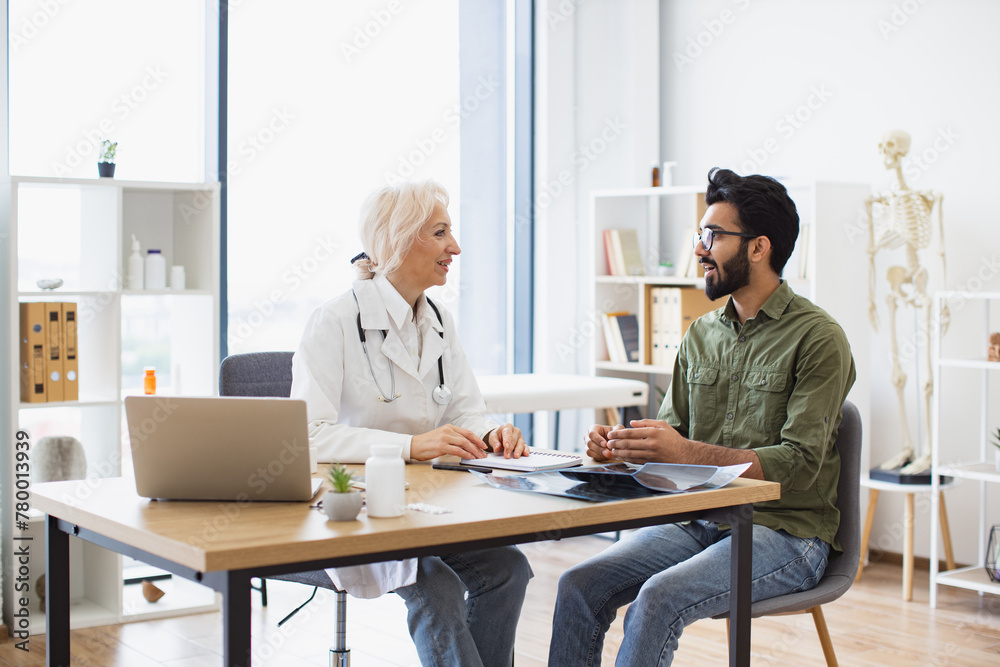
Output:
(354, 179), (450, 280)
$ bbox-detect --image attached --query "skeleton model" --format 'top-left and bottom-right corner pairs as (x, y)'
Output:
(866, 129), (948, 475)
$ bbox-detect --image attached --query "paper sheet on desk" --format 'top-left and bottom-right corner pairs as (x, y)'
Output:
(473, 461), (752, 502)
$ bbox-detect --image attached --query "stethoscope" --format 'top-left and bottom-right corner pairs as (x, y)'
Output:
(352, 291), (453, 405)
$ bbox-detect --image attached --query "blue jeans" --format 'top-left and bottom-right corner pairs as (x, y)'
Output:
(548, 521), (830, 667)
(394, 546), (532, 667)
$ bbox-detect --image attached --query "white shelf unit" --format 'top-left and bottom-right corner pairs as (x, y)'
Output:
(930, 291), (1000, 607)
(1, 176), (221, 633)
(587, 182), (872, 423)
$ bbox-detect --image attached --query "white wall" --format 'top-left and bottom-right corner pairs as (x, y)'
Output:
(534, 0), (661, 447)
(659, 0), (1000, 568)
(537, 0), (1000, 565)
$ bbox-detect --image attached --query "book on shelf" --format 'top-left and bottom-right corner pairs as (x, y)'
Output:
(616, 229), (645, 276)
(602, 310), (629, 363)
(675, 227), (698, 278)
(602, 230), (622, 276)
(615, 314), (641, 363)
(602, 229), (645, 276)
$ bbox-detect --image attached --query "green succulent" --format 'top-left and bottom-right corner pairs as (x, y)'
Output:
(326, 463), (356, 493)
(99, 139), (118, 163)
(992, 427), (1000, 450)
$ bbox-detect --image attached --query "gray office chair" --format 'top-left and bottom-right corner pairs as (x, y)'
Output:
(219, 351), (351, 667)
(713, 400), (862, 667)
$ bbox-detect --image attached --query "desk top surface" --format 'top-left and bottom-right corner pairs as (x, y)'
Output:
(32, 464), (778, 573)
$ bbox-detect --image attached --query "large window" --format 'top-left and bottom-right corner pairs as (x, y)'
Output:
(226, 1), (462, 355)
(9, 0), (207, 181)
(226, 1), (517, 378)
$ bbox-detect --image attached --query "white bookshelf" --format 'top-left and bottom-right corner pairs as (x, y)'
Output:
(587, 181), (872, 424)
(930, 291), (1000, 607)
(1, 176), (221, 632)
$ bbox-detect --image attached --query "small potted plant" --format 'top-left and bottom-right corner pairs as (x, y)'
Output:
(323, 464), (362, 521)
(98, 139), (117, 178)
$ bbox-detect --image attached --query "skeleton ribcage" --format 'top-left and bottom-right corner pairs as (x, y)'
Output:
(873, 191), (933, 251)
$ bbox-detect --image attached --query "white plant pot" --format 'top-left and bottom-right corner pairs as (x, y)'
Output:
(323, 490), (363, 521)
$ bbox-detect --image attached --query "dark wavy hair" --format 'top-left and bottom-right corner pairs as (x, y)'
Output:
(704, 168), (799, 276)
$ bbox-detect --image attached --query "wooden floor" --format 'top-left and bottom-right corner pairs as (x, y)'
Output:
(2, 535), (999, 666)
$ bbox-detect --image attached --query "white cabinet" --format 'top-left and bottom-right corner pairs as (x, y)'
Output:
(930, 291), (1000, 607)
(588, 182), (871, 423)
(1, 176), (221, 632)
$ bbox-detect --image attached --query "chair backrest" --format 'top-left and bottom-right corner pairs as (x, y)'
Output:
(825, 400), (862, 581)
(743, 400), (863, 617)
(219, 351), (295, 398)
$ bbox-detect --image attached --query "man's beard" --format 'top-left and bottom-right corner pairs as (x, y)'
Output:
(703, 240), (751, 301)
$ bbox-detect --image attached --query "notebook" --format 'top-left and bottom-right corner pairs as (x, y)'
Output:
(125, 395), (323, 502)
(460, 450), (583, 472)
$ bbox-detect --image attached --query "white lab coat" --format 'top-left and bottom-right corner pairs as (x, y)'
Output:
(291, 275), (498, 597)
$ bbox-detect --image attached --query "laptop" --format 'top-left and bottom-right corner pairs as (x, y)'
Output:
(125, 395), (323, 502)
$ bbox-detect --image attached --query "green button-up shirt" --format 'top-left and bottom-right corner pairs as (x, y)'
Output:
(661, 281), (856, 551)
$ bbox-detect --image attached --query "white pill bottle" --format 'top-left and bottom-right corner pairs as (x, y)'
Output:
(365, 444), (405, 517)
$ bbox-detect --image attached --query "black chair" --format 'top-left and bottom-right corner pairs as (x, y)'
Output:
(713, 400), (863, 666)
(219, 351), (351, 667)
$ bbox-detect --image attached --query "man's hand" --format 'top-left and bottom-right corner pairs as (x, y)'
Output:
(487, 423), (529, 459)
(411, 425), (488, 461)
(606, 419), (685, 464)
(584, 423), (620, 462)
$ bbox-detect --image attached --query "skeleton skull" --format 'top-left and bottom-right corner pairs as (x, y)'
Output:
(878, 129), (911, 169)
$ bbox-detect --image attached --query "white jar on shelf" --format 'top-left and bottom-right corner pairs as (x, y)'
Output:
(144, 249), (166, 290)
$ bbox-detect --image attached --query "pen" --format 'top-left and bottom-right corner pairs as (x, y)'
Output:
(433, 463), (493, 474)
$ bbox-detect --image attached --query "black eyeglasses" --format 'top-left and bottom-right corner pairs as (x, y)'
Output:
(692, 228), (758, 251)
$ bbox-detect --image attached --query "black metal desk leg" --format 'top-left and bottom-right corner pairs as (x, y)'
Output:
(45, 516), (70, 667)
(219, 571), (253, 667)
(728, 503), (753, 667)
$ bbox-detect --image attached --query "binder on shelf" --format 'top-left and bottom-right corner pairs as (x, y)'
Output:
(19, 302), (47, 403)
(646, 287), (718, 367)
(44, 302), (65, 402)
(650, 288), (663, 367)
(62, 302), (79, 401)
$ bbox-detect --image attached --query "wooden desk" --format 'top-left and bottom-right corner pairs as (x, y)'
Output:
(34, 466), (778, 667)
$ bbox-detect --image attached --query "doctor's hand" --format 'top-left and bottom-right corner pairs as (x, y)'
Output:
(487, 423), (529, 459)
(411, 424), (489, 461)
(585, 423), (620, 462)
(606, 419), (683, 464)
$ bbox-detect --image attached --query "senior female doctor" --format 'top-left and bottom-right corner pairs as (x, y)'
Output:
(290, 179), (532, 667)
